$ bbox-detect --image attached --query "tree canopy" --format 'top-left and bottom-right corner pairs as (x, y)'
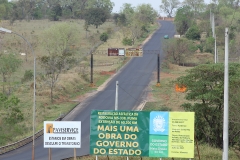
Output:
(160, 0), (180, 17)
(174, 6), (194, 35)
(84, 8), (108, 28)
(176, 63), (240, 148)
(39, 22), (79, 102)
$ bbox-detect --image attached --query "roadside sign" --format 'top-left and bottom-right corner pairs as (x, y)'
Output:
(108, 48), (119, 56)
(118, 48), (125, 56)
(90, 110), (194, 158)
(44, 121), (81, 148)
(125, 48), (143, 57)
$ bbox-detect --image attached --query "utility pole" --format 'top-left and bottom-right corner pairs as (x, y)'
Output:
(212, 13), (215, 37)
(90, 53), (94, 87)
(215, 34), (217, 63)
(156, 54), (160, 87)
(223, 28), (229, 160)
(115, 81), (118, 111)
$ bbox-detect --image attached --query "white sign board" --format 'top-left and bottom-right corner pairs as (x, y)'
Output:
(44, 121), (81, 148)
(118, 48), (125, 56)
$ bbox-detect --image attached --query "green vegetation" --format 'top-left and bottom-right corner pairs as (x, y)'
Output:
(100, 32), (109, 42)
(176, 63), (240, 148)
(185, 25), (201, 40)
(122, 37), (132, 46)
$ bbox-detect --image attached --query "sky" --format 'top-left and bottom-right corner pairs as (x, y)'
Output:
(111, 0), (211, 15)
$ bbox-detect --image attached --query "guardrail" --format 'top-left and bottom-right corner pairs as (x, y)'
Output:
(0, 116), (63, 155)
(0, 129), (43, 155)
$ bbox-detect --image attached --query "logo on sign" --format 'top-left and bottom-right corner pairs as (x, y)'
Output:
(153, 115), (165, 132)
(46, 123), (53, 133)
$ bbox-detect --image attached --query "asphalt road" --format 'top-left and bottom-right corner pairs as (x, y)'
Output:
(0, 20), (175, 160)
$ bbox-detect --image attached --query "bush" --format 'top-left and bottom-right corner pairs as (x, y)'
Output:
(186, 25), (201, 40)
(197, 44), (203, 52)
(21, 70), (33, 83)
(204, 37), (215, 53)
(100, 32), (108, 42)
(122, 37), (132, 46)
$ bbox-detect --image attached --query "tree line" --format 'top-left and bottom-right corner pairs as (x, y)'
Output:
(0, 0), (114, 23)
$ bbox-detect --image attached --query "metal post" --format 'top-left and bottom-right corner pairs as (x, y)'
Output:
(48, 148), (51, 160)
(115, 81), (118, 111)
(212, 13), (215, 37)
(215, 34), (217, 63)
(156, 54), (160, 87)
(210, 8), (212, 28)
(90, 53), (94, 86)
(223, 28), (229, 160)
(74, 148), (76, 160)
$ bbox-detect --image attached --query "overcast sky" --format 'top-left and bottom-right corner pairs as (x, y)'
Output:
(111, 0), (211, 14)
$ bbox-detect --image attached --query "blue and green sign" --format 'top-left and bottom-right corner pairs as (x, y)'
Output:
(90, 110), (195, 158)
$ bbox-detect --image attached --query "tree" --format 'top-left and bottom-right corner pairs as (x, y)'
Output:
(14, 0), (36, 21)
(0, 93), (23, 124)
(174, 6), (194, 35)
(120, 3), (135, 25)
(218, 0), (239, 8)
(219, 6), (233, 18)
(176, 63), (240, 148)
(49, 3), (62, 21)
(0, 53), (22, 95)
(0, 92), (25, 145)
(86, 0), (114, 15)
(0, 0), (13, 20)
(159, 0), (180, 17)
(84, 8), (108, 28)
(39, 23), (79, 103)
(185, 25), (201, 40)
(135, 4), (158, 25)
(0, 3), (6, 20)
(118, 3), (157, 45)
(100, 32), (108, 42)
(58, 0), (88, 18)
(204, 36), (215, 53)
(113, 13), (127, 26)
(162, 38), (193, 65)
(182, 0), (205, 17)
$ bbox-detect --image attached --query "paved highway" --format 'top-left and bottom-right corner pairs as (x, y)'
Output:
(0, 20), (175, 160)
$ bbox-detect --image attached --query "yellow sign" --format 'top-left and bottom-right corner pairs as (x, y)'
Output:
(168, 112), (195, 158)
(125, 48), (143, 57)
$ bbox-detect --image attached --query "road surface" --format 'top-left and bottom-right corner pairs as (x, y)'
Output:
(0, 20), (175, 160)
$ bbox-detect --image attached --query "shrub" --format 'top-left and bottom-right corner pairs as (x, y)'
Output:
(197, 44), (203, 52)
(21, 70), (33, 83)
(122, 37), (132, 46)
(204, 37), (215, 53)
(186, 25), (201, 40)
(100, 32), (108, 42)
